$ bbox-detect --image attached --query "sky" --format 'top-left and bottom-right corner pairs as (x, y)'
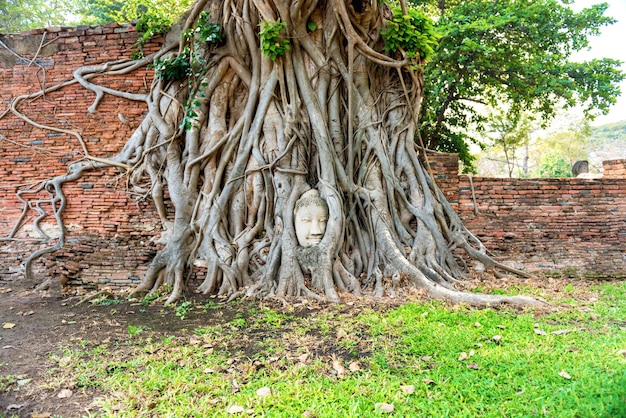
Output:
(572, 0), (626, 125)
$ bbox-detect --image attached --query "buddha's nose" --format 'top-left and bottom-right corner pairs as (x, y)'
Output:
(310, 219), (323, 235)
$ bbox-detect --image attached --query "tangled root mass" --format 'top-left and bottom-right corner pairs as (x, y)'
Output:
(8, 0), (543, 308)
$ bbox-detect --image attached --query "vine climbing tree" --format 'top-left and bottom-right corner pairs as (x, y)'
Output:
(3, 0), (544, 307)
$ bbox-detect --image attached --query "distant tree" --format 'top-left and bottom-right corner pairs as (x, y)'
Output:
(485, 111), (533, 178)
(0, 0), (71, 32)
(0, 0), (194, 32)
(538, 152), (573, 178)
(532, 118), (592, 177)
(418, 0), (624, 170)
(589, 120), (626, 162)
(70, 0), (124, 25)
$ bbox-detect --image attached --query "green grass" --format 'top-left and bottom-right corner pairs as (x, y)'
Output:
(48, 281), (626, 417)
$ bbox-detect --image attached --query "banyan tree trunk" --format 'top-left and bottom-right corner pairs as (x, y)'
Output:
(11, 0), (543, 308)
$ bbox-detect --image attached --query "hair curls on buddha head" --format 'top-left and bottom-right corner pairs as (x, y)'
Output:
(294, 189), (328, 215)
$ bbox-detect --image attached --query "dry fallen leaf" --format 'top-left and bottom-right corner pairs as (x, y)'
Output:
(374, 402), (394, 413)
(422, 378), (436, 385)
(332, 358), (346, 376)
(458, 352), (468, 361)
(2, 323), (16, 329)
(492, 335), (502, 342)
(467, 363), (481, 370)
(400, 385), (415, 394)
(256, 386), (271, 397)
(617, 349), (626, 357)
(534, 329), (547, 336)
(57, 389), (73, 398)
(474, 322), (481, 327)
(421, 355), (433, 361)
(558, 370), (572, 379)
(227, 405), (245, 414)
(348, 361), (361, 372)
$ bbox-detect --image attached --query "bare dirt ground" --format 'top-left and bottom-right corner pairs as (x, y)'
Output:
(1, 273), (403, 418)
(0, 273), (257, 418)
(0, 270), (597, 418)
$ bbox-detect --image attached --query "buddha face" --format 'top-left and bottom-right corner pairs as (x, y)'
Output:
(294, 190), (328, 247)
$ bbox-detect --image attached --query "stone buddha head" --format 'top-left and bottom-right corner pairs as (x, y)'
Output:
(293, 189), (329, 247)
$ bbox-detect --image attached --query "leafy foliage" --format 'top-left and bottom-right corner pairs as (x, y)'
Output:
(154, 52), (192, 82)
(77, 0), (194, 56)
(0, 0), (75, 33)
(381, 6), (438, 60)
(183, 11), (222, 44)
(418, 0), (624, 168)
(133, 11), (176, 57)
(259, 20), (290, 61)
(154, 12), (221, 129)
(175, 301), (192, 320)
(538, 152), (573, 178)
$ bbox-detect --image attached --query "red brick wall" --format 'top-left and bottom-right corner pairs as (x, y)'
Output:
(603, 159), (626, 178)
(0, 24), (163, 288)
(457, 177), (626, 278)
(425, 154), (626, 279)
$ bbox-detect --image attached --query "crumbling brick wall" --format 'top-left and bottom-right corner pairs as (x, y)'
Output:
(456, 176), (626, 278)
(425, 154), (626, 279)
(0, 24), (163, 289)
(603, 159), (626, 178)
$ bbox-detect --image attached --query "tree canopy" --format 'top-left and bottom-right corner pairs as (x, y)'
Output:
(417, 0), (624, 169)
(3, 0), (622, 170)
(0, 0), (73, 32)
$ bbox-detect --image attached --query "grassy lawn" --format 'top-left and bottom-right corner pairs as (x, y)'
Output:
(47, 280), (626, 417)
